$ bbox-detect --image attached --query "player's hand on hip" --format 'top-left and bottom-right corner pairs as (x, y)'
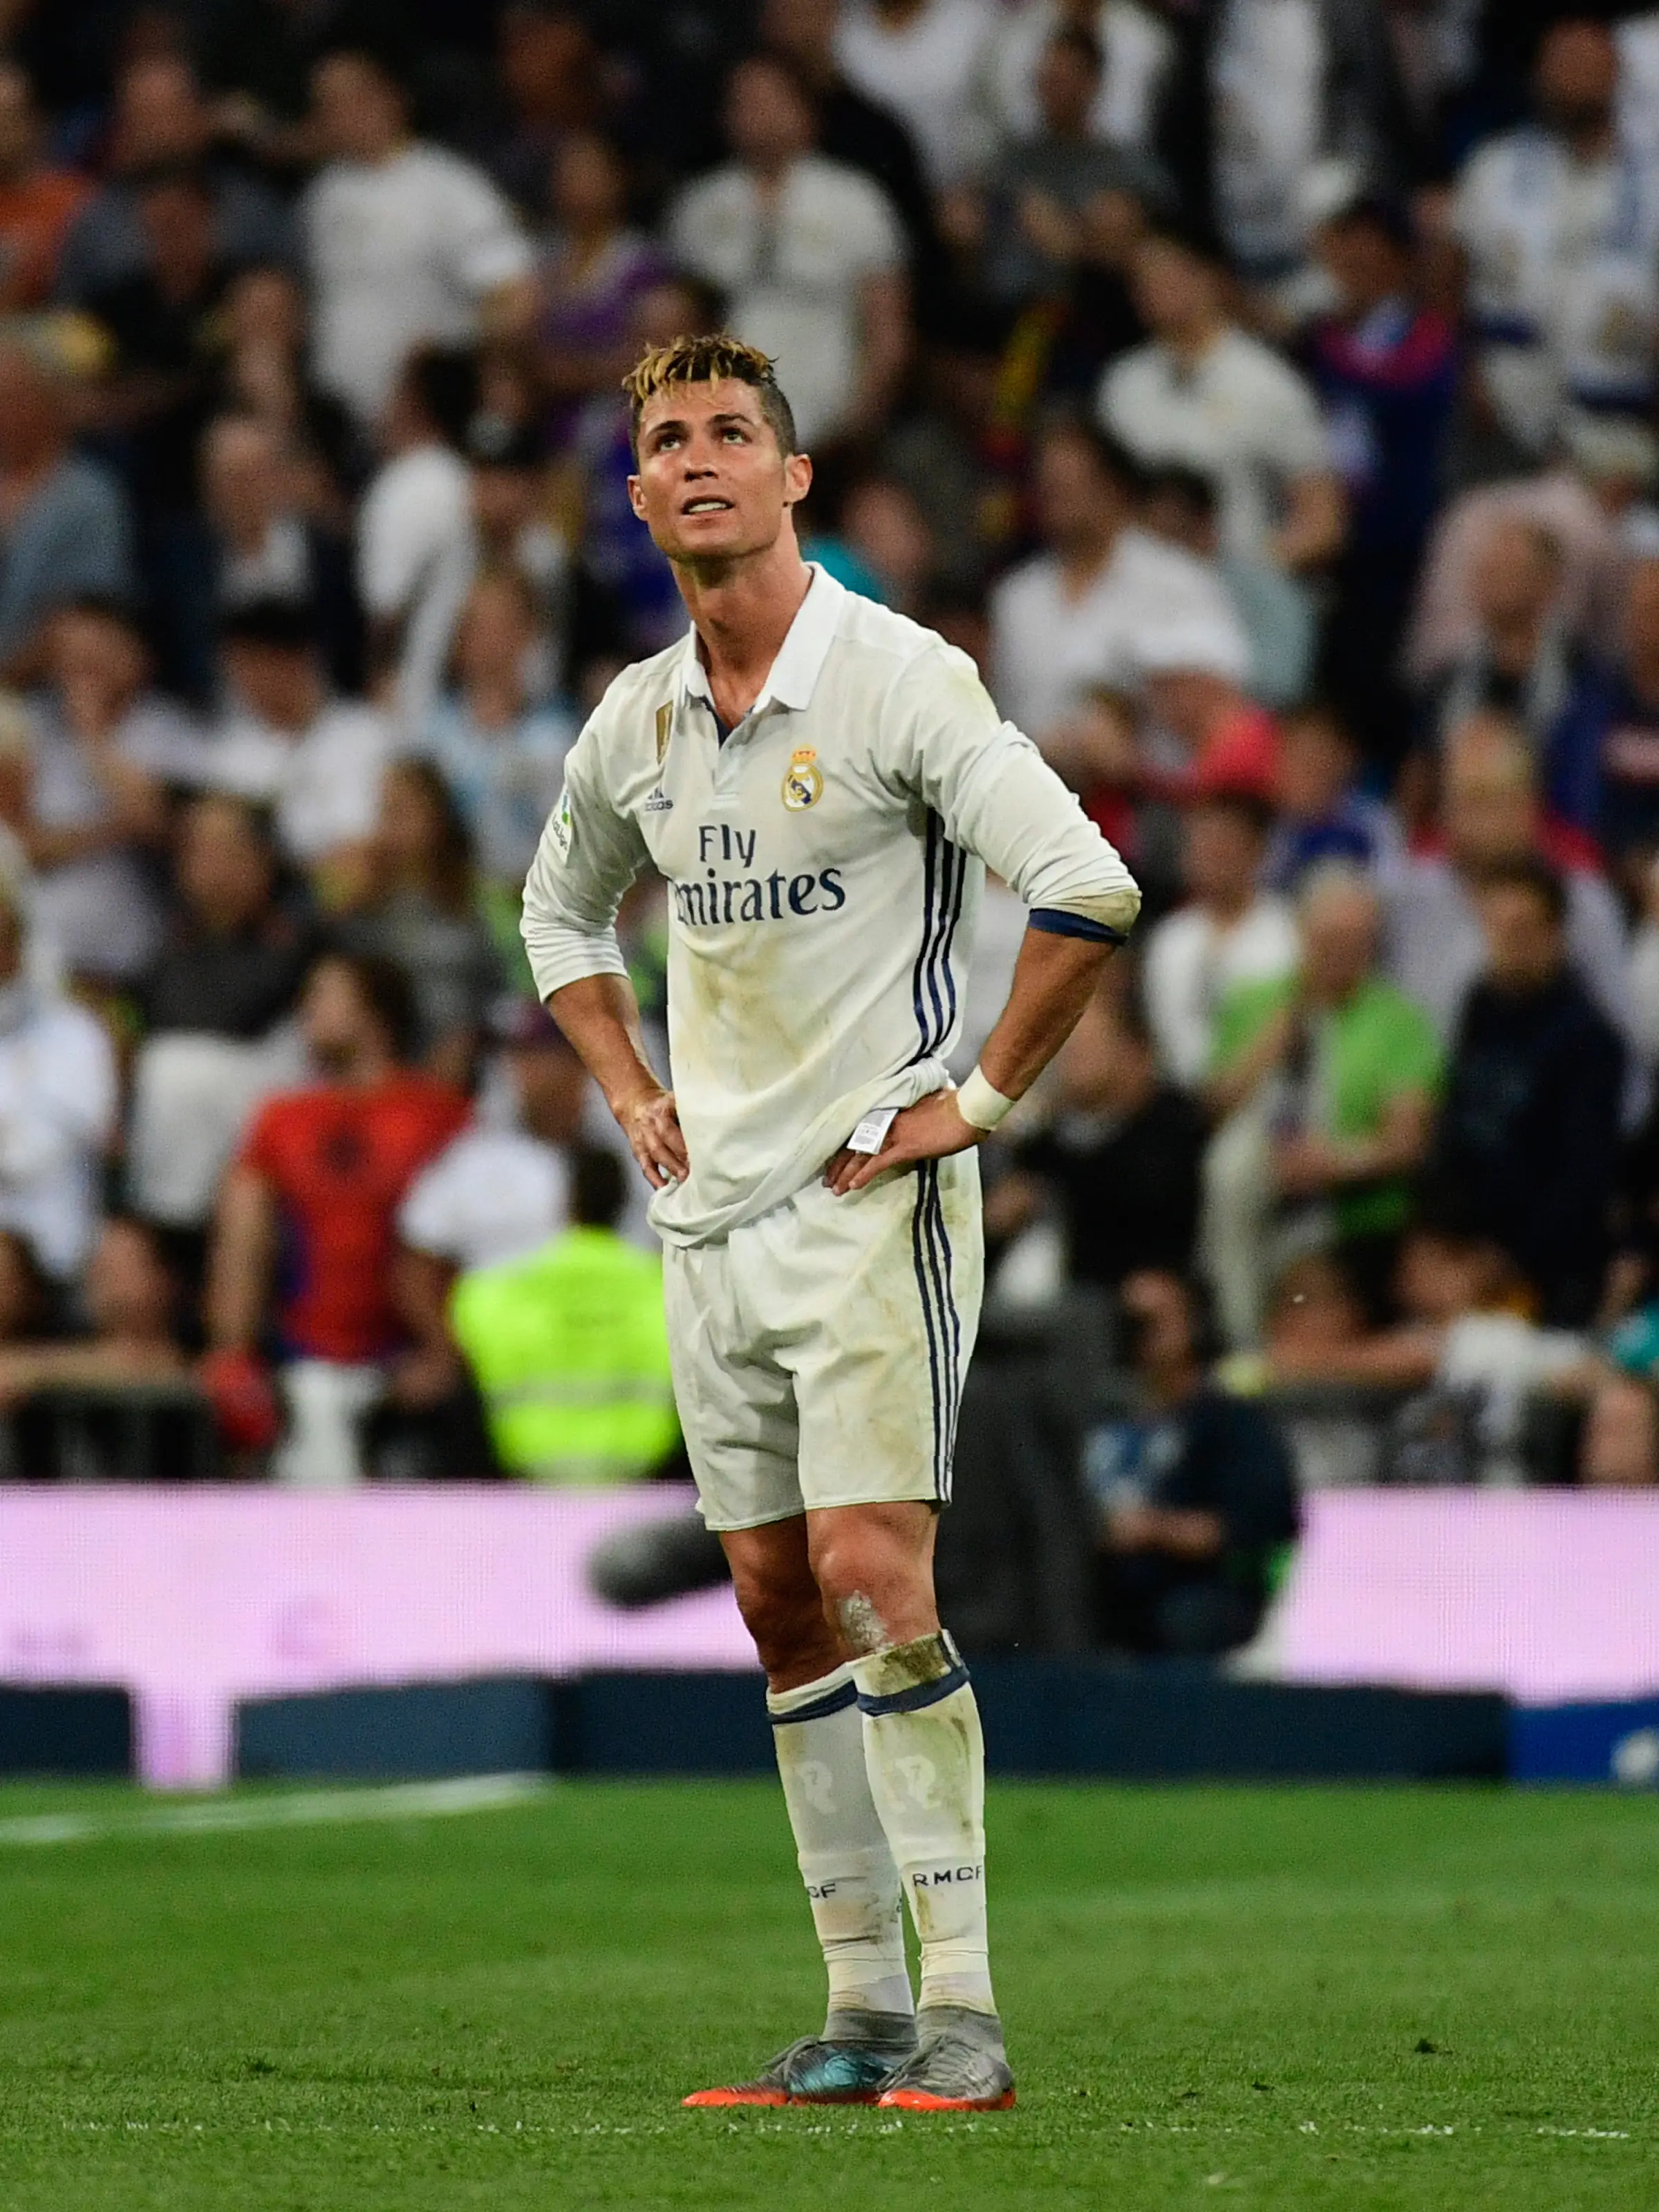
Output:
(825, 1089), (980, 1196)
(619, 1085), (689, 1189)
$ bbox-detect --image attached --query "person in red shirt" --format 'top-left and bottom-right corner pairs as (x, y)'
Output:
(203, 950), (468, 1481)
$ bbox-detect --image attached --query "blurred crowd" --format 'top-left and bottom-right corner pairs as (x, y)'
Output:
(0, 0), (1658, 1550)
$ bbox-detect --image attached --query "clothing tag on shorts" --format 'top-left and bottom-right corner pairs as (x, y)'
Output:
(846, 1105), (901, 1156)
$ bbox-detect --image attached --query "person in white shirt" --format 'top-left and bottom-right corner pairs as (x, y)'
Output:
(1098, 227), (1344, 574)
(357, 346), (480, 738)
(206, 599), (388, 874)
(0, 872), (115, 1282)
(668, 53), (910, 449)
(981, 0), (1174, 160)
(1143, 789), (1300, 1088)
(523, 332), (1139, 2111)
(836, 0), (999, 189)
(16, 597), (202, 986)
(1210, 0), (1330, 281)
(988, 418), (1249, 747)
(392, 1002), (603, 1408)
(302, 46), (534, 431)
(1453, 20), (1659, 464)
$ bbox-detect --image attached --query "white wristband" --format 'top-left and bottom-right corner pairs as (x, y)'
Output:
(955, 1067), (1015, 1132)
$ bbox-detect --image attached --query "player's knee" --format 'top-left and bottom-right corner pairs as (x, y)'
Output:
(729, 1569), (827, 1680)
(809, 1534), (934, 1655)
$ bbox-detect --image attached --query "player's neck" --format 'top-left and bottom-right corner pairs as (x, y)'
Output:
(680, 538), (814, 724)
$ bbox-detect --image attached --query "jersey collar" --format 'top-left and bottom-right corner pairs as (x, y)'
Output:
(675, 562), (843, 727)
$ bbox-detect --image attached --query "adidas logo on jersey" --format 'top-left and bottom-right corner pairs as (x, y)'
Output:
(644, 786), (674, 812)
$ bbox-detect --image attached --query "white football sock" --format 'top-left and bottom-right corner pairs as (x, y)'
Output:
(852, 1631), (997, 2018)
(768, 1661), (915, 2032)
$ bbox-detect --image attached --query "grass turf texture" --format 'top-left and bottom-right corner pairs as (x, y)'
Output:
(0, 1780), (1654, 2210)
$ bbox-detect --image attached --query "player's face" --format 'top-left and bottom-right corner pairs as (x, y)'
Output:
(628, 379), (812, 566)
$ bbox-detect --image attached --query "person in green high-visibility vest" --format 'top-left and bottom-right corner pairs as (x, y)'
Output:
(449, 1146), (679, 1483)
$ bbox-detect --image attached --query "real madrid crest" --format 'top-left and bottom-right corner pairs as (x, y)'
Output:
(782, 746), (823, 810)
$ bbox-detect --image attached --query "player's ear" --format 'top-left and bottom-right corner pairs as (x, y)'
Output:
(626, 473), (647, 521)
(782, 451), (812, 509)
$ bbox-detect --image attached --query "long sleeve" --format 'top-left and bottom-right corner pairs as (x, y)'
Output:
(520, 724), (650, 1002)
(882, 644), (1141, 939)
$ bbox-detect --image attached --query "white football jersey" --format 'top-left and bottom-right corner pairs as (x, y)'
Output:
(1454, 126), (1659, 449)
(523, 566), (1139, 1246)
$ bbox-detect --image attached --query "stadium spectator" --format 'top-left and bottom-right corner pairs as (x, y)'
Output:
(1258, 1218), (1597, 1485)
(1138, 462), (1315, 711)
(666, 53), (910, 450)
(1452, 19), (1659, 469)
(0, 1215), (187, 1405)
(483, 3), (606, 216)
(5, 597), (197, 987)
(977, 26), (1170, 312)
(336, 758), (504, 1085)
(759, 0), (943, 314)
(1202, 863), (1441, 1344)
(302, 46), (534, 431)
(1142, 791), (1299, 1089)
(988, 418), (1248, 750)
(391, 1002), (597, 1409)
(216, 262), (368, 507)
(1578, 1373), (1659, 1485)
(836, 475), (937, 616)
(1307, 193), (1459, 763)
(0, 872), (118, 1286)
(1098, 227), (1344, 584)
(997, 979), (1206, 1289)
(1261, 702), (1405, 891)
(207, 598), (389, 881)
(532, 131), (666, 424)
(413, 568), (574, 899)
(203, 949), (468, 1485)
(1428, 856), (1624, 1327)
(85, 163), (258, 698)
(462, 413), (621, 706)
(53, 53), (293, 308)
(1404, 413), (1644, 691)
(979, 0), (1175, 162)
(1153, 0), (1411, 296)
(126, 794), (315, 1232)
(834, 0), (997, 192)
(449, 1143), (678, 1485)
(1083, 1267), (1299, 1653)
(0, 332), (136, 680)
(1383, 713), (1633, 1051)
(0, 63), (89, 312)
(357, 344), (480, 736)
(200, 412), (362, 695)
(1595, 556), (1659, 861)
(1426, 514), (1611, 836)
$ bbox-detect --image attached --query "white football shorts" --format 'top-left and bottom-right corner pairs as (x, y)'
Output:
(663, 1152), (984, 1530)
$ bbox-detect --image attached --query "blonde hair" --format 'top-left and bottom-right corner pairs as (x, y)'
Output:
(622, 332), (796, 461)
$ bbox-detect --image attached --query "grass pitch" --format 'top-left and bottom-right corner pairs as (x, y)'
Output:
(0, 1777), (1654, 2211)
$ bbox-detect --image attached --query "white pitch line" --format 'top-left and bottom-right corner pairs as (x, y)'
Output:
(0, 1772), (550, 1847)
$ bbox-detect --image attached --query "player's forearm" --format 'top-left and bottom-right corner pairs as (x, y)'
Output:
(546, 973), (664, 1120)
(975, 927), (1115, 1103)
